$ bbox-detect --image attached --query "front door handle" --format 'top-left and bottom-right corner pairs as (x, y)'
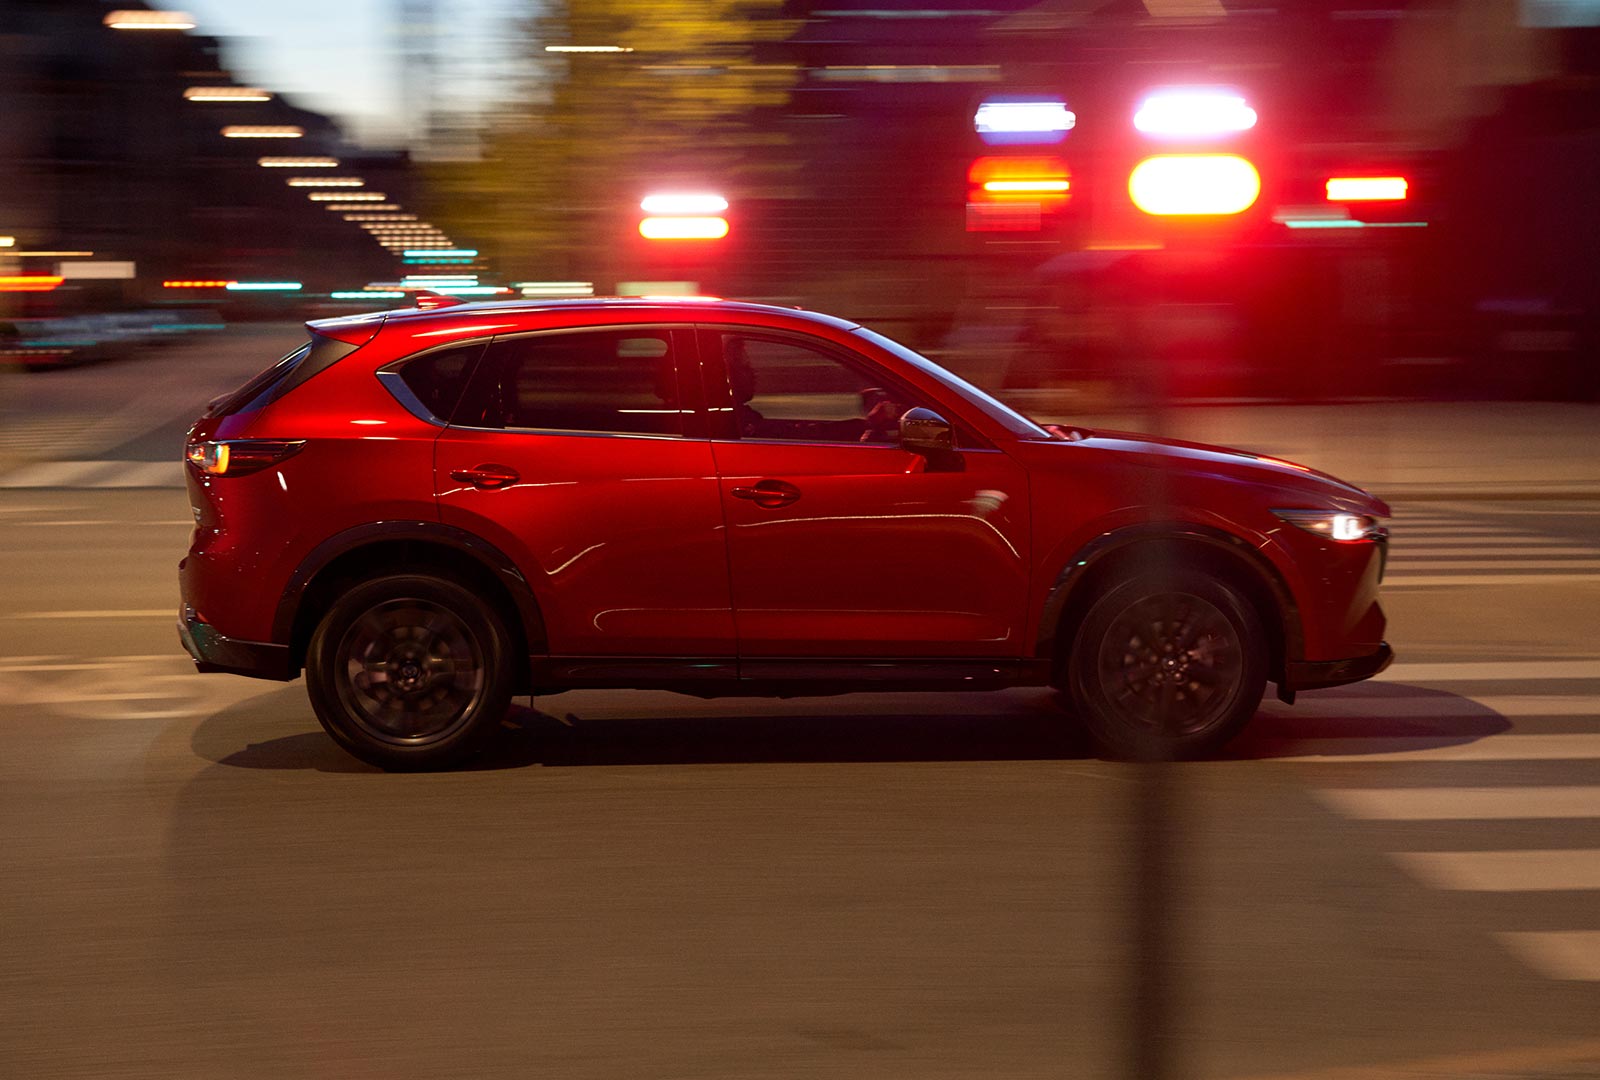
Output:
(450, 463), (520, 489)
(730, 479), (801, 509)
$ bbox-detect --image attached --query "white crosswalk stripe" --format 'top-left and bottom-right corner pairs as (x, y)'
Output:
(1384, 504), (1600, 586)
(1283, 659), (1600, 981)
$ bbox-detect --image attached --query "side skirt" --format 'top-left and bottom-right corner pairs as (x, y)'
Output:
(528, 656), (1054, 699)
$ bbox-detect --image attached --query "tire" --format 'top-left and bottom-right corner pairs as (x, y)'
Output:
(305, 574), (514, 770)
(1065, 568), (1267, 761)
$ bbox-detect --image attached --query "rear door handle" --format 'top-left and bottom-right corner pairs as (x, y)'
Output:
(730, 479), (801, 509)
(450, 463), (520, 489)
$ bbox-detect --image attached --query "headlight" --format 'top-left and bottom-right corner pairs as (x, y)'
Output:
(1272, 508), (1383, 542)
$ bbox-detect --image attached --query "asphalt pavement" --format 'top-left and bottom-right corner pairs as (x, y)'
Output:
(1, 325), (1598, 1079)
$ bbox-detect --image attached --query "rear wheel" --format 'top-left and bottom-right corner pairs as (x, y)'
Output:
(306, 574), (513, 770)
(1066, 568), (1266, 760)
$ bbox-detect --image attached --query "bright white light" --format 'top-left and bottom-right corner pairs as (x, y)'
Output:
(184, 87), (270, 101)
(403, 248), (478, 258)
(981, 179), (1070, 193)
(309, 192), (386, 201)
(287, 178), (364, 188)
(1331, 514), (1366, 541)
(258, 157), (338, 168)
(403, 275), (479, 284)
(639, 216), (729, 240)
(640, 193), (729, 214)
(974, 100), (1075, 135)
(222, 126), (304, 138)
(1134, 88), (1257, 138)
(1128, 154), (1260, 216)
(544, 45), (634, 53)
(105, 10), (195, 29)
(1326, 176), (1408, 202)
(0, 236), (14, 248)
(226, 281), (302, 291)
(331, 291), (404, 299)
(516, 281), (595, 297)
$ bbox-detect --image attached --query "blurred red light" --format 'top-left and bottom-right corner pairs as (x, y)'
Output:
(1129, 155), (1260, 216)
(0, 275), (64, 292)
(1326, 176), (1408, 202)
(968, 156), (1070, 205)
(639, 216), (730, 240)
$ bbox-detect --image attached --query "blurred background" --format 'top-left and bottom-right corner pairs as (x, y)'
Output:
(2, 0), (1597, 408)
(3, 6), (1600, 1079)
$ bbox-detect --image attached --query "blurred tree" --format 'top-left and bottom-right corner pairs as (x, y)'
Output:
(426, 0), (795, 285)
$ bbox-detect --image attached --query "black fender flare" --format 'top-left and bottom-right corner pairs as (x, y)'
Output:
(271, 520), (547, 653)
(1034, 521), (1303, 670)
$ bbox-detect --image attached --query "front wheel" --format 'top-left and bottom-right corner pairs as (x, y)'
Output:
(1065, 569), (1267, 761)
(306, 574), (513, 770)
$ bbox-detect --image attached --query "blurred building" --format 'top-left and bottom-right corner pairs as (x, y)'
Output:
(725, 0), (1599, 400)
(0, 0), (419, 313)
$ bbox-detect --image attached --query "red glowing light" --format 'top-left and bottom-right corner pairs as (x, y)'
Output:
(1128, 155), (1260, 216)
(0, 275), (64, 292)
(1326, 176), (1408, 202)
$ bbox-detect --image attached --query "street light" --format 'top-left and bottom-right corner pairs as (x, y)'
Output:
(257, 157), (338, 168)
(287, 178), (365, 188)
(309, 192), (385, 202)
(104, 10), (196, 30)
(223, 126), (304, 138)
(184, 87), (271, 102)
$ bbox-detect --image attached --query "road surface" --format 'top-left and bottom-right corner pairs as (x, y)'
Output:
(1, 326), (1596, 1079)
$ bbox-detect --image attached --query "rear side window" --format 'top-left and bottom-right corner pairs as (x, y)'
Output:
(208, 333), (359, 417)
(382, 342), (486, 424)
(455, 329), (684, 437)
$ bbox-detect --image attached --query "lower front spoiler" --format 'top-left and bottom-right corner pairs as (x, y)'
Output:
(178, 607), (296, 681)
(1283, 641), (1394, 694)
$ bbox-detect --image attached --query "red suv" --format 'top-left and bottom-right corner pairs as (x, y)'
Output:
(179, 299), (1391, 769)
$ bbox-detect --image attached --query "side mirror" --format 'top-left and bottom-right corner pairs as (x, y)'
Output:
(899, 407), (963, 471)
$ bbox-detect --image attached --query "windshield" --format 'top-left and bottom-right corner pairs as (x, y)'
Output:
(849, 327), (1054, 439)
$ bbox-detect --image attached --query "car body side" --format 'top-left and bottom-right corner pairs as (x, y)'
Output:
(179, 300), (1387, 696)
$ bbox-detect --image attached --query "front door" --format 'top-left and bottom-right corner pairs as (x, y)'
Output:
(434, 325), (734, 658)
(700, 327), (1031, 659)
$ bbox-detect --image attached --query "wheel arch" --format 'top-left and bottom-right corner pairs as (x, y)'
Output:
(1037, 523), (1301, 687)
(274, 521), (546, 690)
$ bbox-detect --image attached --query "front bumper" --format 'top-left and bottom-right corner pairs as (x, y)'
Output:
(1283, 640), (1393, 692)
(178, 605), (296, 681)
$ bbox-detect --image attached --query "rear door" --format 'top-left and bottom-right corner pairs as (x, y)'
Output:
(433, 325), (734, 658)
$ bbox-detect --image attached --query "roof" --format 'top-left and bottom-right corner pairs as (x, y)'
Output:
(308, 297), (862, 337)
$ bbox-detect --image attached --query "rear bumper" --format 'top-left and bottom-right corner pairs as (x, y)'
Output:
(1284, 640), (1393, 692)
(177, 606), (296, 681)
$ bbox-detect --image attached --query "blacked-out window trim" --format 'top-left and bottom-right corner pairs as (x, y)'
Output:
(377, 339), (490, 426)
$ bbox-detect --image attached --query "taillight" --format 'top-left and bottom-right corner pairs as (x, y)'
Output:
(185, 439), (305, 477)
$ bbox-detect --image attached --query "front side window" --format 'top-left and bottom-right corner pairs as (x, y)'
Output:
(456, 328), (684, 437)
(716, 333), (923, 444)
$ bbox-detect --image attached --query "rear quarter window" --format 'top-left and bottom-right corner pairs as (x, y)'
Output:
(208, 333), (360, 417)
(379, 342), (488, 424)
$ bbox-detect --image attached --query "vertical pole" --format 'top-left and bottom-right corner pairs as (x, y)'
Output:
(1127, 245), (1178, 1080)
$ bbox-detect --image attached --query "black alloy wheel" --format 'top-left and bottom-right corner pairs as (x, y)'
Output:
(306, 574), (513, 770)
(1067, 568), (1267, 760)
